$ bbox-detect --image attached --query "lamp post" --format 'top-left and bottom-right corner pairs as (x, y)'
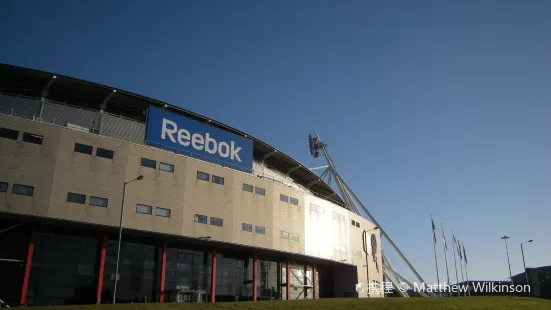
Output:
(500, 235), (514, 288)
(113, 175), (143, 304)
(362, 226), (379, 297)
(521, 240), (533, 296)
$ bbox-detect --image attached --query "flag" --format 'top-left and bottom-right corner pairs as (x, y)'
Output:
(463, 242), (468, 264)
(442, 226), (448, 250)
(431, 218), (436, 245)
(458, 241), (463, 260)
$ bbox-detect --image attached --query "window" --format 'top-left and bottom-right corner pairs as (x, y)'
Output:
(141, 157), (157, 169)
(197, 171), (209, 181)
(351, 220), (356, 226)
(12, 184), (34, 196)
(210, 217), (223, 227)
(159, 162), (174, 173)
(90, 196), (108, 208)
(194, 214), (208, 224)
(280, 231), (289, 239)
(136, 204), (152, 215)
(74, 143), (93, 155)
(212, 175), (224, 185)
(280, 194), (289, 202)
(23, 133), (43, 145)
(0, 127), (19, 140)
(67, 192), (86, 204)
(255, 187), (265, 196)
(289, 233), (299, 241)
(356, 222), (360, 228)
(290, 197), (299, 205)
(243, 183), (253, 192)
(0, 182), (8, 192)
(255, 226), (265, 234)
(96, 147), (114, 159)
(155, 207), (171, 217)
(242, 223), (252, 232)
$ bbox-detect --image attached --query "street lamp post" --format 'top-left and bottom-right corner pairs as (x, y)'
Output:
(500, 235), (514, 288)
(521, 240), (533, 296)
(113, 175), (143, 304)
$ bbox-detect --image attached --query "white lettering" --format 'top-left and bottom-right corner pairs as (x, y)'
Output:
(218, 142), (230, 158)
(177, 129), (190, 146)
(231, 141), (242, 162)
(161, 119), (177, 143)
(205, 133), (217, 155)
(192, 133), (204, 150)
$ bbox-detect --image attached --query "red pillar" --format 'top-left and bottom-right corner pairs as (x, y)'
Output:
(286, 261), (290, 300)
(96, 235), (107, 304)
(20, 225), (35, 307)
(253, 254), (257, 302)
(159, 244), (167, 303)
(210, 248), (216, 303)
(313, 264), (317, 301)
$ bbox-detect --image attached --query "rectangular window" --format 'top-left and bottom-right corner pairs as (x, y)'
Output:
(289, 233), (299, 241)
(136, 204), (152, 215)
(141, 157), (157, 169)
(280, 194), (289, 202)
(280, 231), (289, 239)
(194, 214), (208, 224)
(255, 187), (265, 196)
(67, 192), (86, 204)
(155, 207), (171, 217)
(96, 147), (114, 159)
(290, 197), (299, 205)
(0, 127), (19, 140)
(159, 162), (174, 173)
(0, 182), (8, 193)
(255, 226), (265, 234)
(12, 184), (34, 196)
(242, 223), (252, 232)
(356, 222), (360, 228)
(74, 143), (93, 155)
(212, 175), (224, 185)
(243, 183), (253, 192)
(197, 171), (210, 181)
(90, 196), (108, 208)
(210, 217), (223, 227)
(22, 132), (43, 145)
(351, 220), (356, 226)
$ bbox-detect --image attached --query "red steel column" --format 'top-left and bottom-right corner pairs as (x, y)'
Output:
(210, 248), (216, 303)
(159, 244), (167, 303)
(313, 264), (317, 301)
(286, 261), (290, 300)
(20, 225), (36, 307)
(96, 235), (107, 304)
(253, 254), (257, 301)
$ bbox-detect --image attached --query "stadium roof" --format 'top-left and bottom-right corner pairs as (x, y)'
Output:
(0, 63), (346, 207)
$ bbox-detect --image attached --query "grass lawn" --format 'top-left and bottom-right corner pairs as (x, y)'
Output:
(25, 297), (551, 310)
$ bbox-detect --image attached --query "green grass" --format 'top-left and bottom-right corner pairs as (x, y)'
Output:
(25, 297), (551, 310)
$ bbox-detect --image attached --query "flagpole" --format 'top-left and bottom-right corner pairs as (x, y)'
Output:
(458, 241), (466, 297)
(431, 216), (441, 297)
(463, 242), (471, 296)
(452, 231), (460, 297)
(441, 224), (451, 297)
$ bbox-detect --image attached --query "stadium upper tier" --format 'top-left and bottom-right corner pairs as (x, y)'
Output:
(0, 63), (346, 208)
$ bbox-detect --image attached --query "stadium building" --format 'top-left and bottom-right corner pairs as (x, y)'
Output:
(0, 64), (383, 306)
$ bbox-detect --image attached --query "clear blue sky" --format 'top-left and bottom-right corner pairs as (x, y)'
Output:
(2, 0), (550, 285)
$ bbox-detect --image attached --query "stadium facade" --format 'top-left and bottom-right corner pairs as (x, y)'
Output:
(0, 64), (383, 306)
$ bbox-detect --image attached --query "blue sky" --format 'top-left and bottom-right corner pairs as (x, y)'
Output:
(1, 0), (550, 285)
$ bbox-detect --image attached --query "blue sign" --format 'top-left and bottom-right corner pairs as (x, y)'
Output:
(145, 106), (253, 172)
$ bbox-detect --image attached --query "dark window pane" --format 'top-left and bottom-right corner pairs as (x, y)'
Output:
(12, 184), (34, 196)
(96, 147), (114, 159)
(280, 194), (289, 202)
(242, 223), (252, 232)
(212, 175), (224, 185)
(136, 204), (152, 214)
(23, 132), (43, 145)
(74, 143), (93, 155)
(356, 222), (360, 228)
(351, 220), (356, 226)
(141, 157), (156, 169)
(210, 217), (223, 227)
(0, 182), (7, 192)
(155, 207), (171, 217)
(90, 196), (108, 208)
(197, 171), (209, 181)
(67, 192), (86, 204)
(0, 127), (19, 140)
(255, 226), (265, 234)
(255, 187), (265, 196)
(290, 197), (299, 205)
(243, 183), (253, 192)
(194, 214), (208, 224)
